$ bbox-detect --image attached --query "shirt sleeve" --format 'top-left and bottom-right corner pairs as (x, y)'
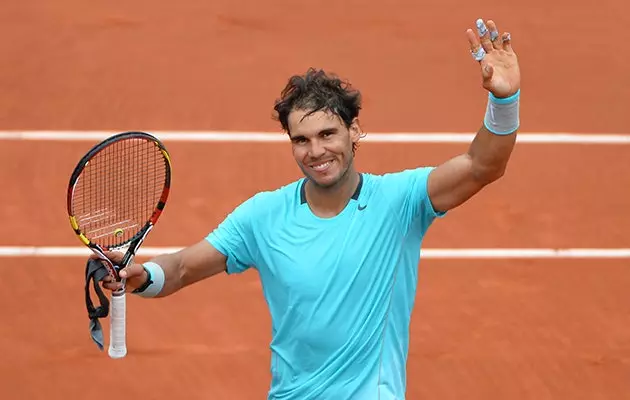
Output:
(381, 167), (446, 235)
(205, 195), (260, 275)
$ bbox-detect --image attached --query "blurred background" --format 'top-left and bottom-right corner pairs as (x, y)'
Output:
(1, 0), (629, 399)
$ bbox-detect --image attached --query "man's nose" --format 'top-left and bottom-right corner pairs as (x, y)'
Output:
(309, 139), (325, 158)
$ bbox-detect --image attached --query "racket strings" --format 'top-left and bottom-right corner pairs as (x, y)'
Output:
(72, 138), (168, 248)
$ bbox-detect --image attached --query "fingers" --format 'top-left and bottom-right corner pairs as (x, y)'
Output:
(476, 19), (493, 54)
(101, 263), (146, 292)
(468, 18), (514, 63)
(88, 250), (134, 292)
(487, 19), (514, 54)
(466, 28), (485, 62)
(501, 32), (513, 53)
(105, 251), (125, 263)
(119, 263), (145, 279)
(486, 20), (501, 50)
(102, 274), (123, 291)
(89, 250), (125, 264)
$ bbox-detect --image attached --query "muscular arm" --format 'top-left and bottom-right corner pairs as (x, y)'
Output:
(427, 124), (517, 213)
(107, 239), (228, 297)
(146, 240), (228, 297)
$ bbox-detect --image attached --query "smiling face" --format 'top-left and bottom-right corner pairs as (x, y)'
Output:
(288, 108), (361, 189)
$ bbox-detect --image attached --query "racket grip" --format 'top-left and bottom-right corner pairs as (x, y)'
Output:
(108, 291), (127, 359)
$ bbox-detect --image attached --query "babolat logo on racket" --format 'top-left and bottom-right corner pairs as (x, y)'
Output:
(66, 131), (172, 359)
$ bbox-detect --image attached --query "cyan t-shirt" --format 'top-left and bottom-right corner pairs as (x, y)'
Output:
(206, 167), (444, 399)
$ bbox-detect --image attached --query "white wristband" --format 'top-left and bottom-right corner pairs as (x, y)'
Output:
(134, 261), (165, 298)
(483, 90), (520, 135)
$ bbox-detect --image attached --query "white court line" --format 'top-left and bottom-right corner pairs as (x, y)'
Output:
(0, 130), (629, 144)
(0, 246), (629, 259)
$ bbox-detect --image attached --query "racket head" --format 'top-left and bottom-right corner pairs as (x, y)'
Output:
(67, 131), (172, 275)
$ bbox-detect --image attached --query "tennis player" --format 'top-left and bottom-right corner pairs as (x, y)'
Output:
(100, 18), (520, 399)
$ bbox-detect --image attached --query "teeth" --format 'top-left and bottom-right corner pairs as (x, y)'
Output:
(312, 161), (332, 171)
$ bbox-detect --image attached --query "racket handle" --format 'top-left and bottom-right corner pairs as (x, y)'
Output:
(108, 291), (127, 359)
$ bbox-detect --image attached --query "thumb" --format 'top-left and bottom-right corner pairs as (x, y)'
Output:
(119, 263), (145, 279)
(482, 62), (494, 81)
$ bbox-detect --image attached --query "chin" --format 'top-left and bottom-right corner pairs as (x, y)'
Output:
(309, 174), (341, 188)
(304, 166), (347, 189)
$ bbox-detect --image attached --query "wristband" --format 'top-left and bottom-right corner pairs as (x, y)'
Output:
(132, 261), (165, 298)
(483, 89), (520, 135)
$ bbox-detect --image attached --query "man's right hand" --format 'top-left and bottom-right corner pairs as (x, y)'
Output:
(90, 252), (148, 293)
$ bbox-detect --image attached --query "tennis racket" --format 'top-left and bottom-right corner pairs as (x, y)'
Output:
(67, 131), (172, 358)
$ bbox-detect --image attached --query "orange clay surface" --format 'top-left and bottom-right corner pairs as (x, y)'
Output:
(1, 0), (629, 398)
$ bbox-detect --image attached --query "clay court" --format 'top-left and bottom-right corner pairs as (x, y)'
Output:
(1, 0), (629, 399)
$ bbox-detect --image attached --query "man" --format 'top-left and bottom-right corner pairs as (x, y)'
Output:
(100, 18), (520, 399)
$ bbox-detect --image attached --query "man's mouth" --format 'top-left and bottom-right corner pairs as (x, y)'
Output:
(310, 159), (334, 172)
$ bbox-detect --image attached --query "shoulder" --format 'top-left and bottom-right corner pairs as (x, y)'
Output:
(363, 167), (436, 195)
(236, 178), (303, 217)
(380, 166), (435, 183)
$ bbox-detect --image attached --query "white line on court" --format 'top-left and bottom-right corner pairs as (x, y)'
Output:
(1, 246), (629, 259)
(0, 131), (629, 144)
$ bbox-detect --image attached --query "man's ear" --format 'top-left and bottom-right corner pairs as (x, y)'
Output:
(349, 118), (363, 142)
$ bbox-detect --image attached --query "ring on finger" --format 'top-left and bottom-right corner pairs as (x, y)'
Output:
(471, 46), (486, 61)
(490, 30), (500, 42)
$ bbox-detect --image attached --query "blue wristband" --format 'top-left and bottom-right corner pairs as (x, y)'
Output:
(133, 262), (165, 298)
(484, 90), (520, 135)
(489, 90), (520, 105)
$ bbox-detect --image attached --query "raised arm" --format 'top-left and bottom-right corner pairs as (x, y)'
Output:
(428, 18), (521, 213)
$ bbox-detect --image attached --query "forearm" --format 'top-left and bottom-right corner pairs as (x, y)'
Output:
(133, 240), (228, 298)
(467, 124), (517, 183)
(145, 252), (186, 298)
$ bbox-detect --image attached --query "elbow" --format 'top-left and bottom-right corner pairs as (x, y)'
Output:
(472, 162), (507, 185)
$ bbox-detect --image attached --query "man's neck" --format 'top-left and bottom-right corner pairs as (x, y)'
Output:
(304, 169), (360, 218)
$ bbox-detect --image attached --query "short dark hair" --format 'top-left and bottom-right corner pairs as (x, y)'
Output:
(273, 68), (363, 151)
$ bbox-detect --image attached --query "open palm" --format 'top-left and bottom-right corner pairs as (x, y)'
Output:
(467, 19), (521, 99)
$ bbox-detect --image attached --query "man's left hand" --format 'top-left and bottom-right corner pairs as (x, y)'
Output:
(467, 18), (521, 99)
